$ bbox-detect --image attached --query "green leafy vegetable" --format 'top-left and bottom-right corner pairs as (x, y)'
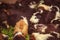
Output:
(1, 26), (29, 40)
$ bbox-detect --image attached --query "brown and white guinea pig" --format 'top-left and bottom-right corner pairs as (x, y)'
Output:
(29, 24), (60, 40)
(30, 32), (60, 40)
(30, 3), (60, 24)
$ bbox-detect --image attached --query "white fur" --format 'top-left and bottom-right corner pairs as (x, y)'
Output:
(21, 16), (28, 25)
(32, 33), (53, 40)
(14, 32), (22, 37)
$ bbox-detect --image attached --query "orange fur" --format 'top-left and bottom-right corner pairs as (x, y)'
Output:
(14, 19), (28, 36)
